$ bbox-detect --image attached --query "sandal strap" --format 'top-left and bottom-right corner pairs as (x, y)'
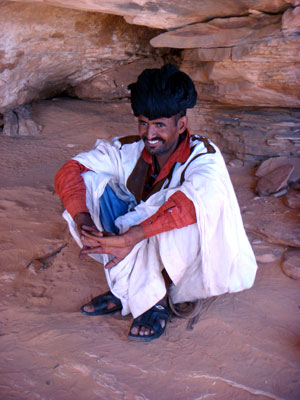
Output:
(91, 291), (121, 308)
(80, 290), (122, 316)
(131, 304), (170, 334)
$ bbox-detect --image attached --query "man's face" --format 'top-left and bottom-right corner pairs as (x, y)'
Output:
(138, 115), (187, 160)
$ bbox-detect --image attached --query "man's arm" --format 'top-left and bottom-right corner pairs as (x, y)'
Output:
(55, 160), (196, 265)
(55, 160), (102, 252)
(81, 190), (196, 268)
(141, 190), (197, 238)
(55, 159), (90, 218)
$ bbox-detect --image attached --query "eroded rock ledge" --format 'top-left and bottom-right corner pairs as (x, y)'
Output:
(0, 2), (166, 113)
(1, 1), (299, 152)
(8, 0), (297, 29)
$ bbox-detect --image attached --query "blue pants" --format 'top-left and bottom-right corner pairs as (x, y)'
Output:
(99, 185), (129, 234)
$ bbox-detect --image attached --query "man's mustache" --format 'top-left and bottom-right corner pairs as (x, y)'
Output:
(142, 136), (165, 143)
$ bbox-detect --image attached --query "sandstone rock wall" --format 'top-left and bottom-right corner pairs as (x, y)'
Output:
(1, 0), (300, 159)
(187, 104), (300, 160)
(8, 0), (296, 29)
(152, 11), (300, 108)
(149, 7), (300, 159)
(0, 2), (165, 112)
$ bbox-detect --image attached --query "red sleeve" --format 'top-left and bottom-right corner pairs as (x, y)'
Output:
(141, 190), (197, 238)
(54, 160), (90, 218)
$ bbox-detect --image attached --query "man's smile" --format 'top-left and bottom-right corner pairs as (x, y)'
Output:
(143, 137), (165, 146)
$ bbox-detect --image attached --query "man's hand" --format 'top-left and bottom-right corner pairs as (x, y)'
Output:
(74, 212), (96, 231)
(80, 225), (145, 269)
(74, 212), (103, 258)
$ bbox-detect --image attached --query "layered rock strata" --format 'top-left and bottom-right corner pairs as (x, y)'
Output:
(8, 0), (297, 29)
(188, 104), (300, 160)
(0, 2), (165, 113)
(152, 11), (300, 109)
(2, 2), (300, 144)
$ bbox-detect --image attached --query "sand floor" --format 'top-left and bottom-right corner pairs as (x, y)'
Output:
(0, 98), (299, 400)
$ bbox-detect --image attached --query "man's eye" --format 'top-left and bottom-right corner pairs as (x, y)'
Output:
(156, 123), (165, 128)
(139, 121), (147, 126)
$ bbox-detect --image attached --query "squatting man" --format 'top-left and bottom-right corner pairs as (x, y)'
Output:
(55, 64), (257, 342)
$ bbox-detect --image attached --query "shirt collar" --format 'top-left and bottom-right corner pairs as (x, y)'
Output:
(141, 129), (191, 182)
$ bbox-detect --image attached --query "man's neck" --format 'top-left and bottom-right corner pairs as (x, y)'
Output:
(156, 153), (171, 170)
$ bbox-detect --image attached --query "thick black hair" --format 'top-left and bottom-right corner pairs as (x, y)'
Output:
(128, 64), (197, 120)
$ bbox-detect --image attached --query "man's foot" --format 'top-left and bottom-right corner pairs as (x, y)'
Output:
(80, 291), (122, 316)
(128, 303), (171, 342)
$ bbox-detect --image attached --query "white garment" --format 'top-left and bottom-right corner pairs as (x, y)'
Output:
(63, 135), (257, 318)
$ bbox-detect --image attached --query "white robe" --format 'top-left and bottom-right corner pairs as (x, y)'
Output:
(63, 135), (257, 318)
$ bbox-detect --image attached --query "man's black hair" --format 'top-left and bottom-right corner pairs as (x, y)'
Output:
(128, 64), (197, 121)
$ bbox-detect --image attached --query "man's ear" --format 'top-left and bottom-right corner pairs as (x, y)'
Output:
(177, 116), (188, 134)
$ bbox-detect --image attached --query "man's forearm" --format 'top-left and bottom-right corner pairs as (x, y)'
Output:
(123, 225), (145, 247)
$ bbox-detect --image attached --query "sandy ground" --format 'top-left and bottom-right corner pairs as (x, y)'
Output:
(0, 98), (299, 400)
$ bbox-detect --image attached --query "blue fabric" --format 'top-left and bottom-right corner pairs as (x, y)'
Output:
(99, 185), (129, 234)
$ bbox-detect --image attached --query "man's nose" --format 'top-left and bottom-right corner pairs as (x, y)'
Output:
(145, 124), (156, 139)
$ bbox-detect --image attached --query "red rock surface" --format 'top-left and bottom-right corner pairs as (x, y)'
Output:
(281, 248), (300, 280)
(256, 157), (300, 183)
(151, 14), (282, 49)
(284, 190), (300, 208)
(187, 103), (300, 160)
(1, 1), (299, 164)
(8, 0), (294, 29)
(0, 2), (163, 112)
(0, 99), (299, 399)
(255, 164), (294, 196)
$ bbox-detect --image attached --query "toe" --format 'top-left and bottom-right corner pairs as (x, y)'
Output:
(139, 326), (146, 336)
(131, 326), (139, 335)
(82, 303), (94, 313)
(143, 327), (151, 336)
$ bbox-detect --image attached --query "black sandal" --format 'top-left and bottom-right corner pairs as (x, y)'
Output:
(80, 291), (122, 316)
(128, 303), (170, 342)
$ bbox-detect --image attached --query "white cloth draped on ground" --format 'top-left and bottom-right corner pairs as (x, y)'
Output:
(63, 135), (257, 318)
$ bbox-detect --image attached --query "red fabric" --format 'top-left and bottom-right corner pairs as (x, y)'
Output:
(141, 190), (197, 238)
(55, 131), (197, 235)
(54, 160), (90, 218)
